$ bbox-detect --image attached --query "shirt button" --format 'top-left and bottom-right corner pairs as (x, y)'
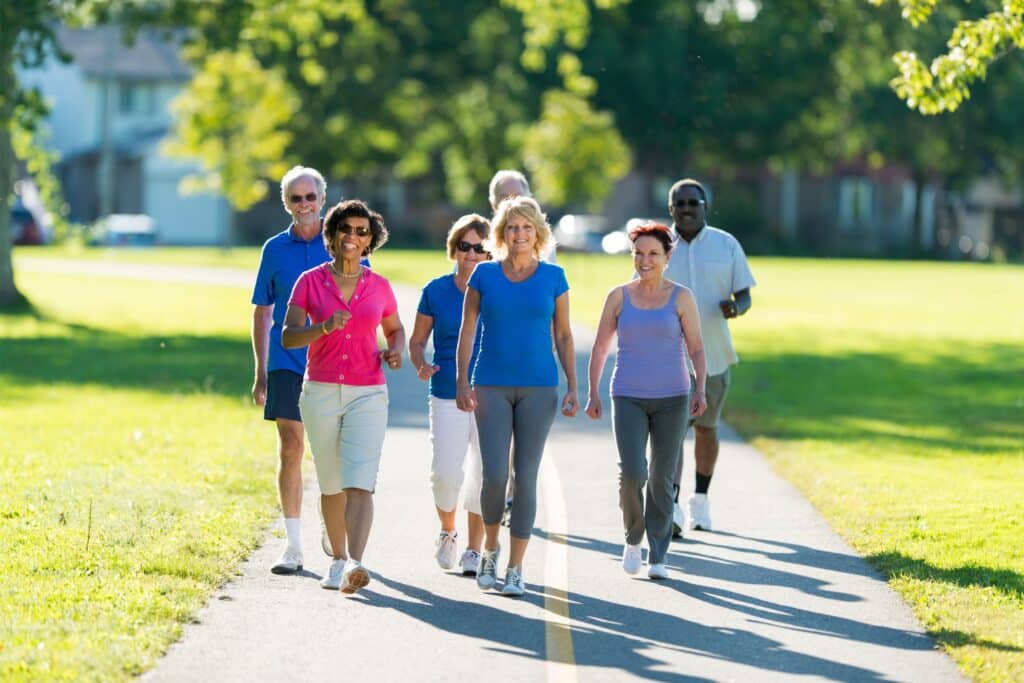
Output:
(342, 354), (348, 360)
(339, 374), (345, 380)
(345, 334), (351, 339)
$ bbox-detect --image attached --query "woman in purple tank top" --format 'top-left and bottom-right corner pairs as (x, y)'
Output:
(585, 222), (708, 580)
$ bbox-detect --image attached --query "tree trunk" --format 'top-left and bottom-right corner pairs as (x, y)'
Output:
(0, 43), (24, 308)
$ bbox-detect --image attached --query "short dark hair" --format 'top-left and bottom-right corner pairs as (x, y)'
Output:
(628, 221), (674, 254)
(668, 178), (709, 205)
(323, 199), (389, 256)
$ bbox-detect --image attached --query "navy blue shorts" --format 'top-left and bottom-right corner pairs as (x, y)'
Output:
(264, 370), (303, 422)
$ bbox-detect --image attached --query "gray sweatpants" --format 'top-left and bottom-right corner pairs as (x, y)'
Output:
(474, 385), (558, 539)
(613, 394), (688, 565)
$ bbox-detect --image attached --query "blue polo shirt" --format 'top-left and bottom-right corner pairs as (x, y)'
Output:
(252, 225), (332, 376)
(468, 261), (569, 387)
(416, 274), (482, 399)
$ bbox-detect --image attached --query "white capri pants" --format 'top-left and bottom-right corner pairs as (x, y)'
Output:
(429, 396), (483, 515)
(299, 381), (388, 495)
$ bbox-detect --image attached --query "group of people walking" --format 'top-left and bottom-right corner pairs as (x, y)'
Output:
(251, 166), (755, 596)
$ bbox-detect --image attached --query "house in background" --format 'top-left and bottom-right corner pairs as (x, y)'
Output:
(17, 26), (231, 245)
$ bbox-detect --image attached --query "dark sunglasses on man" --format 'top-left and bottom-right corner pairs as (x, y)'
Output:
(290, 192), (319, 204)
(457, 240), (489, 255)
(673, 198), (706, 208)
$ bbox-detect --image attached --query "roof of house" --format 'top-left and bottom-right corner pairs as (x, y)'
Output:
(56, 25), (191, 81)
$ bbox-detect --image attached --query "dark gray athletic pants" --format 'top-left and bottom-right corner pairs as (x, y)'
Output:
(613, 394), (688, 565)
(474, 386), (558, 539)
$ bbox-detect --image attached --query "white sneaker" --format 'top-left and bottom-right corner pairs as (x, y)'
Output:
(687, 493), (713, 531)
(435, 531), (458, 570)
(341, 559), (371, 594)
(460, 549), (481, 576)
(501, 565), (525, 596)
(647, 563), (669, 580)
(621, 543), (643, 575)
(672, 502), (685, 538)
(320, 558), (345, 589)
(317, 498), (333, 557)
(477, 546), (500, 590)
(270, 545), (303, 575)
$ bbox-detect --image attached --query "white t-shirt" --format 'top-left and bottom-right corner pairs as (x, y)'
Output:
(664, 225), (756, 376)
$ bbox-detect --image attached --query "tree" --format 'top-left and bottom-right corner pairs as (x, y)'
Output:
(869, 0), (1024, 114)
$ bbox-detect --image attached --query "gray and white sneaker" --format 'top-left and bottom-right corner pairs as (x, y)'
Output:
(477, 546), (500, 590)
(501, 565), (525, 596)
(647, 563), (669, 580)
(460, 549), (481, 576)
(621, 543), (643, 575)
(318, 498), (333, 557)
(687, 493), (713, 531)
(341, 559), (371, 594)
(320, 558), (345, 589)
(671, 502), (685, 538)
(435, 531), (458, 570)
(270, 545), (303, 575)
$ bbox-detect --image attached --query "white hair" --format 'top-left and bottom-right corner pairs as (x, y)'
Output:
(280, 166), (326, 203)
(488, 169), (531, 208)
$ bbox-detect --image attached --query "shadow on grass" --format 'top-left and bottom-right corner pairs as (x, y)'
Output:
(0, 322), (252, 398)
(868, 550), (1024, 606)
(731, 342), (1024, 455)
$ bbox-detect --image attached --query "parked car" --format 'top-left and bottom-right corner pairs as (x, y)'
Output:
(90, 214), (158, 246)
(10, 200), (45, 245)
(600, 217), (664, 255)
(553, 214), (610, 252)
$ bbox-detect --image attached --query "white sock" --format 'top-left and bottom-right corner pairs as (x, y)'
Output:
(284, 517), (302, 550)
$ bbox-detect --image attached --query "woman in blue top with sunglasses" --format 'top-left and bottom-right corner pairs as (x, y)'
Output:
(409, 215), (492, 577)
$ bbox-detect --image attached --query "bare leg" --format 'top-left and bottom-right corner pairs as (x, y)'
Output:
(693, 425), (720, 478)
(322, 491), (348, 560)
(466, 512), (484, 551)
(507, 536), (529, 569)
(276, 419), (304, 518)
(436, 506), (456, 533)
(344, 488), (374, 561)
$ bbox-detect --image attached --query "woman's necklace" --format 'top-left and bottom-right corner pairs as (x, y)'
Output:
(330, 262), (362, 279)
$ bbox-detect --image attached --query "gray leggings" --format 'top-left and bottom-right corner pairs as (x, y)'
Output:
(474, 385), (558, 539)
(613, 394), (688, 565)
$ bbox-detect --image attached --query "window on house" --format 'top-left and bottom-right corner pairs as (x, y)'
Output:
(118, 82), (156, 115)
(838, 177), (873, 232)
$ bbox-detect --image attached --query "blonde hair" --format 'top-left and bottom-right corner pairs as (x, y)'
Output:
(490, 196), (553, 259)
(445, 214), (491, 260)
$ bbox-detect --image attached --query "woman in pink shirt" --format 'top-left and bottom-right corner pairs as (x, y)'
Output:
(282, 199), (405, 594)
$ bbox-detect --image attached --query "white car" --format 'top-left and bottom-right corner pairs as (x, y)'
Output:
(601, 218), (663, 254)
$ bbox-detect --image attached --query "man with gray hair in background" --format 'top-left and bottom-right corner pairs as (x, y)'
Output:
(251, 165), (331, 574)
(488, 169), (556, 262)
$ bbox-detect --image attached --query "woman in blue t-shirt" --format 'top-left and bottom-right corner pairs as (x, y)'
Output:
(455, 196), (579, 597)
(408, 214), (491, 578)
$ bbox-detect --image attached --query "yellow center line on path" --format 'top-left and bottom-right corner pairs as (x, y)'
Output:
(540, 453), (578, 683)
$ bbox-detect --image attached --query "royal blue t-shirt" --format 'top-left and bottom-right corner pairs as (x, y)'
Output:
(468, 261), (569, 387)
(416, 274), (482, 399)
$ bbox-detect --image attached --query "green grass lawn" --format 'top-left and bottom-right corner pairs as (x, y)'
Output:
(5, 248), (1023, 681)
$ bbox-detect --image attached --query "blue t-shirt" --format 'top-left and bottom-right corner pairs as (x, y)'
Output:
(252, 225), (331, 375)
(468, 261), (569, 387)
(416, 274), (482, 399)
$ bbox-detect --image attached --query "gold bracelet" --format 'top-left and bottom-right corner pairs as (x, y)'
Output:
(321, 322), (329, 335)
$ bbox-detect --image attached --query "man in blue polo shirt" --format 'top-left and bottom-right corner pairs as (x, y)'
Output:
(251, 165), (330, 574)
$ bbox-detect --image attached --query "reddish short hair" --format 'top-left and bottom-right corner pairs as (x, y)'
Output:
(628, 222), (674, 254)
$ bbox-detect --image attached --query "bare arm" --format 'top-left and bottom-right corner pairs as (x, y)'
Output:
(455, 287), (481, 412)
(585, 288), (622, 420)
(553, 291), (578, 417)
(251, 305), (273, 406)
(379, 311), (406, 369)
(678, 288), (708, 416)
(282, 304), (350, 349)
(408, 312), (439, 381)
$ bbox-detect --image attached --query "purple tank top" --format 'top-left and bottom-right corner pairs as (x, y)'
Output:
(610, 285), (690, 399)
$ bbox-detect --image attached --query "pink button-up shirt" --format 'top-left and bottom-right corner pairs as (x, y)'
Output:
(289, 264), (398, 385)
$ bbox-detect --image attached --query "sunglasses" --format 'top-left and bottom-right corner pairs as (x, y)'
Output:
(673, 198), (706, 208)
(289, 192), (318, 204)
(339, 223), (371, 237)
(456, 241), (489, 254)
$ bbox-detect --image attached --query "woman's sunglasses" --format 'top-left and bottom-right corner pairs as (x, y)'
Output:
(457, 241), (489, 254)
(339, 223), (371, 237)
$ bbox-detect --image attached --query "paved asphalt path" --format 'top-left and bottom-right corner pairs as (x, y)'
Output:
(20, 258), (965, 682)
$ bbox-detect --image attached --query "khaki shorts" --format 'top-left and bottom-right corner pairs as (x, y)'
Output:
(299, 381), (388, 495)
(690, 369), (731, 429)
